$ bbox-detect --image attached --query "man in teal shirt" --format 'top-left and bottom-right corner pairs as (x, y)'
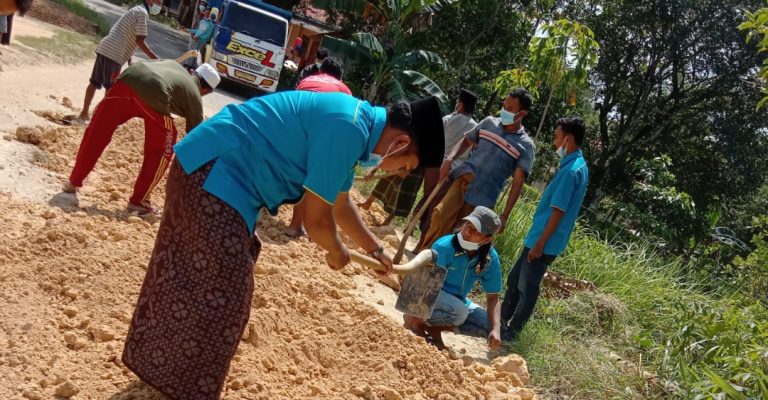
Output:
(501, 116), (589, 339)
(405, 206), (504, 351)
(122, 92), (445, 400)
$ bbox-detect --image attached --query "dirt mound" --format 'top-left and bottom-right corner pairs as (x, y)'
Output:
(0, 121), (536, 399)
(26, 0), (99, 36)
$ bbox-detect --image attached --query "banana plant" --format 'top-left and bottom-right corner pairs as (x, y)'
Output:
(314, 0), (450, 104)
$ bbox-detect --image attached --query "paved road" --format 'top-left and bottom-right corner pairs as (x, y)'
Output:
(82, 0), (255, 112)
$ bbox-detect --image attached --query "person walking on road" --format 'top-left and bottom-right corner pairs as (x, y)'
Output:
(76, 0), (163, 124)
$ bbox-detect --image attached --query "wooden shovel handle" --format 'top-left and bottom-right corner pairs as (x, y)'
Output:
(393, 178), (448, 263)
(351, 249), (434, 275)
(354, 171), (399, 182)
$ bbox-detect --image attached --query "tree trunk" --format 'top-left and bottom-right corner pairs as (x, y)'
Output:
(534, 88), (554, 140)
(482, 88), (500, 116)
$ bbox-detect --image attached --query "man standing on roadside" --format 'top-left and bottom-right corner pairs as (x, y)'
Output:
(501, 116), (589, 339)
(418, 88), (535, 250)
(75, 0), (163, 123)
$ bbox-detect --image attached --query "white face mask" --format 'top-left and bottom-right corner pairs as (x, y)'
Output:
(457, 232), (480, 251)
(315, 61), (322, 68)
(149, 3), (162, 15)
(499, 108), (516, 125)
(556, 137), (569, 159)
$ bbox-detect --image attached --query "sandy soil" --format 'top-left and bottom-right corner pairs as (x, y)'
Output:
(0, 120), (536, 400)
(0, 13), (536, 400)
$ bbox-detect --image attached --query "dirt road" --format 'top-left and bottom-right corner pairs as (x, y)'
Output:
(0, 11), (536, 400)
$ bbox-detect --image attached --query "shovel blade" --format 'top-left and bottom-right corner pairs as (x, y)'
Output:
(395, 266), (447, 320)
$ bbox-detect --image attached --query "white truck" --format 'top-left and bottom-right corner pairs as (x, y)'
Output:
(206, 0), (290, 93)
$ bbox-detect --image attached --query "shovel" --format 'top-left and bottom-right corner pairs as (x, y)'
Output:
(351, 250), (446, 320)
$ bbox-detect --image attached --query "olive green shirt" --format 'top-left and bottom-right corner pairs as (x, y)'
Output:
(118, 59), (203, 131)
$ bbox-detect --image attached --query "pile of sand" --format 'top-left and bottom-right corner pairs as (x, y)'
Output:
(0, 120), (536, 399)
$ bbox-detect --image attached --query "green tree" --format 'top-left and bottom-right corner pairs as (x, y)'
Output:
(407, 0), (533, 114)
(555, 0), (768, 248)
(739, 3), (768, 109)
(525, 19), (599, 139)
(313, 0), (450, 103)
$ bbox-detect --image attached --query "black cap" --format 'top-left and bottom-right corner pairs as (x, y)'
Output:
(409, 96), (445, 168)
(458, 89), (477, 109)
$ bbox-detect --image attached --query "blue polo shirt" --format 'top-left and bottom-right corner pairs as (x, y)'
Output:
(524, 150), (589, 256)
(432, 234), (503, 305)
(174, 91), (387, 234)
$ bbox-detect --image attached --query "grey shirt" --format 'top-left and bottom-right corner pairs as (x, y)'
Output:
(442, 112), (477, 161)
(451, 116), (536, 208)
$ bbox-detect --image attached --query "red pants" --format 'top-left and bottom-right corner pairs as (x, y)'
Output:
(69, 81), (178, 206)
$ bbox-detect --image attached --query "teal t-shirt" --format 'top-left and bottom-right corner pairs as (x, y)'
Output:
(524, 150), (589, 255)
(174, 91), (387, 234)
(432, 234), (502, 304)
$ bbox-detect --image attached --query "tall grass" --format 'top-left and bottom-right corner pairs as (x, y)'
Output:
(492, 185), (768, 399)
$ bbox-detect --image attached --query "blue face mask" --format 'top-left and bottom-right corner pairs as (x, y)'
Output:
(499, 108), (516, 125)
(359, 154), (382, 168)
(358, 142), (406, 168)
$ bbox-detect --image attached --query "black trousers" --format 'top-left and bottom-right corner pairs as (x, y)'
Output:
(1, 14), (13, 45)
(501, 247), (556, 333)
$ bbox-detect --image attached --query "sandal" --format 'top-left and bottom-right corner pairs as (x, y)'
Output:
(285, 227), (306, 238)
(62, 180), (79, 194)
(127, 201), (159, 217)
(424, 335), (447, 351)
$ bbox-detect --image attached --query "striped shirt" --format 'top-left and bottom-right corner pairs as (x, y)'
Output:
(451, 116), (535, 208)
(96, 6), (149, 65)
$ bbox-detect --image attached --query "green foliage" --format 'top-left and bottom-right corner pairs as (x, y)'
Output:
(495, 68), (539, 100)
(322, 33), (448, 103)
(734, 216), (768, 304)
(316, 0), (449, 103)
(493, 18), (600, 139)
(555, 0), (768, 255)
(491, 186), (768, 399)
(407, 0), (532, 115)
(528, 19), (600, 99)
(739, 4), (768, 109)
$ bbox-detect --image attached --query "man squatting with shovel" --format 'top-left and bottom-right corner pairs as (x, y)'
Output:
(120, 92), (445, 400)
(404, 206), (504, 351)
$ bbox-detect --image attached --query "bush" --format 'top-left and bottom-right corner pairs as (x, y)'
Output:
(491, 184), (768, 399)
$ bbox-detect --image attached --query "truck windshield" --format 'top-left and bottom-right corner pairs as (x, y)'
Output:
(220, 2), (287, 47)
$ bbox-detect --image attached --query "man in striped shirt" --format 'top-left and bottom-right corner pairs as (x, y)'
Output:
(418, 89), (535, 250)
(76, 0), (162, 123)
(65, 61), (220, 216)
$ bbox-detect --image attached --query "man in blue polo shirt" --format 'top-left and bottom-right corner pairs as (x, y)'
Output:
(121, 92), (445, 400)
(501, 116), (589, 339)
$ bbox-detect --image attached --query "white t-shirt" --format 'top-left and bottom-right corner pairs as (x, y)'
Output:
(443, 112), (477, 161)
(96, 6), (149, 65)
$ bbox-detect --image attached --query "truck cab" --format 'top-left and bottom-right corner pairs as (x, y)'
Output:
(207, 0), (290, 93)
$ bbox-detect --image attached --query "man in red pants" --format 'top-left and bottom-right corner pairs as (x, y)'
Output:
(64, 60), (220, 215)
